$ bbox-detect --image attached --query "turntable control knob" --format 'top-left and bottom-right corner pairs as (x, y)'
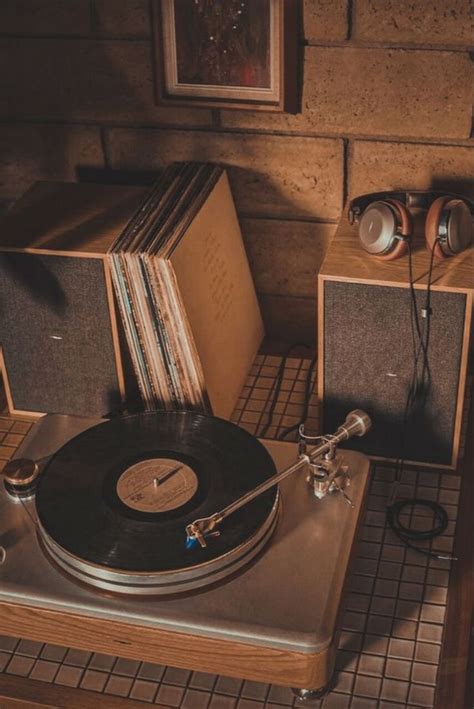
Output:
(2, 458), (39, 499)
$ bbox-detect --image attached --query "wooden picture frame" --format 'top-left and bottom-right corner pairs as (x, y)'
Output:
(152, 0), (298, 113)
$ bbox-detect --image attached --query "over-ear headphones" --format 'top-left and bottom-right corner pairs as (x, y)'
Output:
(348, 191), (474, 261)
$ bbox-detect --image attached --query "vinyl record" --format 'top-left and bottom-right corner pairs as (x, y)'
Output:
(36, 412), (278, 583)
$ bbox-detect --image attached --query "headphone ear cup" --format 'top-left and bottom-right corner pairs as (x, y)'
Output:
(373, 199), (411, 261)
(425, 196), (450, 260)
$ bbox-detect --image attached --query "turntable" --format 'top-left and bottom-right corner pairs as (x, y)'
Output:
(0, 410), (371, 701)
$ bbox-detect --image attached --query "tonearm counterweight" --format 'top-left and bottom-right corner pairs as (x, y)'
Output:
(186, 410), (371, 549)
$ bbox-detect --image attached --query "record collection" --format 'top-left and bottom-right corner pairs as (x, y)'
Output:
(109, 163), (263, 419)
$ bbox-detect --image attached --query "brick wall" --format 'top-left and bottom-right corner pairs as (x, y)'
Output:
(0, 0), (472, 343)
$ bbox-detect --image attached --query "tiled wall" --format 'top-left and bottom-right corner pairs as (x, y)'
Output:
(0, 0), (472, 342)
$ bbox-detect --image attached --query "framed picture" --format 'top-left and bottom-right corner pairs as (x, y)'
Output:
(152, 0), (298, 113)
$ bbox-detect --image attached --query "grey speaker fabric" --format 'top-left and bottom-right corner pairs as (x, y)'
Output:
(0, 252), (121, 417)
(323, 281), (466, 466)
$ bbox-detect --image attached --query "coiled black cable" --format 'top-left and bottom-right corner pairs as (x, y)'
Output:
(386, 498), (453, 559)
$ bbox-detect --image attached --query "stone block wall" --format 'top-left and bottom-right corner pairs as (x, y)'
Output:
(0, 0), (472, 343)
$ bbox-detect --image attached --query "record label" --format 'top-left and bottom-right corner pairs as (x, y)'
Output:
(116, 458), (198, 513)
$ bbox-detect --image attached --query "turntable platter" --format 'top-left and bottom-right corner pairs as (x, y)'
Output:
(35, 412), (279, 595)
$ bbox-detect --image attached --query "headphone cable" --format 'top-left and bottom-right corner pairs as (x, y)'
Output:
(387, 239), (456, 561)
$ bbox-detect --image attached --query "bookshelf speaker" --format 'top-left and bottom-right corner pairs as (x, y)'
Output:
(0, 181), (145, 418)
(318, 212), (473, 470)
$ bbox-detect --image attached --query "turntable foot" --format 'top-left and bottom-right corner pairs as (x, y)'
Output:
(292, 683), (332, 703)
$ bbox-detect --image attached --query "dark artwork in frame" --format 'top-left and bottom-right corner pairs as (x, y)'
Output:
(153, 0), (298, 112)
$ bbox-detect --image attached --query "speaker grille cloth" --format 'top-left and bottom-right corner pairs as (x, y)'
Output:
(323, 280), (466, 466)
(0, 253), (121, 417)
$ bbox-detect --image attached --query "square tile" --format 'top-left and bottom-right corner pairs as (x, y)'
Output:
(54, 665), (83, 687)
(155, 684), (185, 707)
(366, 614), (392, 636)
(404, 549), (429, 566)
(426, 569), (449, 588)
(415, 642), (441, 664)
(189, 671), (217, 690)
(80, 669), (108, 692)
(417, 622), (443, 644)
(364, 511), (386, 527)
(341, 611), (366, 632)
(411, 662), (438, 685)
(361, 526), (384, 543)
(361, 634), (389, 656)
(163, 666), (192, 685)
(89, 652), (117, 672)
(30, 660), (59, 683)
(241, 680), (268, 700)
(349, 574), (375, 594)
(130, 679), (159, 702)
(5, 655), (35, 677)
(384, 658), (411, 681)
(357, 653), (385, 677)
(335, 650), (358, 672)
(425, 585), (448, 605)
(16, 639), (43, 657)
(370, 596), (396, 617)
(138, 662), (165, 682)
(267, 684), (295, 704)
(105, 674), (133, 697)
(380, 544), (406, 564)
(395, 600), (421, 621)
(333, 671), (354, 693)
(418, 472), (439, 487)
(358, 542), (380, 559)
(354, 557), (378, 577)
(441, 474), (461, 490)
(392, 619), (417, 640)
(40, 644), (68, 663)
(353, 674), (382, 698)
(182, 689), (211, 708)
(438, 489), (460, 505)
(388, 638), (415, 660)
(64, 648), (92, 667)
(0, 636), (19, 653)
(420, 603), (446, 624)
(345, 593), (371, 613)
(113, 657), (141, 677)
(338, 631), (363, 652)
(380, 678), (409, 703)
(215, 675), (244, 696)
(374, 579), (399, 598)
(401, 564), (426, 583)
(408, 683), (435, 707)
(398, 582), (423, 601)
(367, 494), (386, 511)
(378, 562), (402, 580)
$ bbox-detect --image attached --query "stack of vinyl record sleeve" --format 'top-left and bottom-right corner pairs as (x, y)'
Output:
(109, 162), (264, 419)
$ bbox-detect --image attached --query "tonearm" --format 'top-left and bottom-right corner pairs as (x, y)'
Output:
(186, 409), (371, 549)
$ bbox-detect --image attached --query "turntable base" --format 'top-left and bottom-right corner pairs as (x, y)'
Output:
(0, 415), (370, 692)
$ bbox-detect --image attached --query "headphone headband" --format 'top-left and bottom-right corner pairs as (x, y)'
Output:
(348, 190), (474, 224)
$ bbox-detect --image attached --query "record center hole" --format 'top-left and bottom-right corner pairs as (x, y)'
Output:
(116, 458), (198, 513)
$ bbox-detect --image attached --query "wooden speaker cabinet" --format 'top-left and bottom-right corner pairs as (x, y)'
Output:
(318, 210), (473, 470)
(0, 181), (146, 418)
